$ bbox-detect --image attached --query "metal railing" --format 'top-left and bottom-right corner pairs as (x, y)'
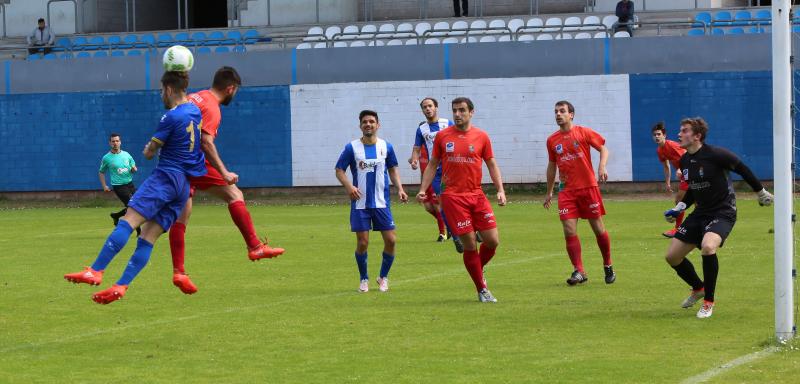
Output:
(1, 3), (6, 38)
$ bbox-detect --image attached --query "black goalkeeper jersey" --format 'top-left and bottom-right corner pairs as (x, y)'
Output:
(679, 144), (743, 220)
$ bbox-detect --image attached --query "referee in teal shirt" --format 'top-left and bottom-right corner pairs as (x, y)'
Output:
(99, 133), (139, 234)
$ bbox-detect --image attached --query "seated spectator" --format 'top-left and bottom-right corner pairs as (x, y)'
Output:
(614, 0), (634, 36)
(27, 18), (55, 56)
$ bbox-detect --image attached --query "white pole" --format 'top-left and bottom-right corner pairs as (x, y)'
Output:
(772, 0), (795, 343)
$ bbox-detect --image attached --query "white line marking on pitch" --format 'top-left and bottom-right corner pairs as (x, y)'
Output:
(680, 346), (780, 384)
(2, 252), (557, 353)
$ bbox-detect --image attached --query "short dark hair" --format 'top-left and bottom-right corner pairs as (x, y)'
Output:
(37, 18), (45, 23)
(359, 110), (379, 122)
(451, 97), (474, 111)
(212, 66), (241, 90)
(161, 71), (190, 93)
(555, 100), (575, 114)
(109, 133), (120, 139)
(681, 117), (709, 142)
(651, 122), (666, 134)
(420, 97), (438, 108)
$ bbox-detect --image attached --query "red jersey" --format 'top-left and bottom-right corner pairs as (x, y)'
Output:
(656, 139), (686, 170)
(546, 125), (605, 191)
(432, 126), (494, 196)
(188, 90), (222, 138)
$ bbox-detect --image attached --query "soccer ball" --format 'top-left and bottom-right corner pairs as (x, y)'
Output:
(163, 45), (194, 72)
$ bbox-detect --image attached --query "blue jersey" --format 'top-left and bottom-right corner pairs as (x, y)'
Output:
(151, 102), (206, 177)
(414, 118), (452, 178)
(335, 138), (399, 209)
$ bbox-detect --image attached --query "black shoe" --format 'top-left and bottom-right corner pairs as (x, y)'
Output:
(604, 265), (616, 284)
(109, 212), (120, 226)
(475, 231), (483, 243)
(437, 233), (448, 242)
(566, 270), (588, 286)
(453, 236), (464, 253)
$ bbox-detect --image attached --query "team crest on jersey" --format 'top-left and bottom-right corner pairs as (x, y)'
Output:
(699, 167), (704, 178)
(468, 144), (475, 153)
(573, 141), (580, 149)
(682, 169), (689, 181)
(555, 144), (563, 154)
(446, 142), (455, 152)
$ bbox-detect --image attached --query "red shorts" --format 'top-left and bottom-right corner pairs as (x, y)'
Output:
(423, 185), (439, 204)
(557, 186), (606, 220)
(440, 193), (497, 236)
(679, 180), (689, 191)
(189, 164), (227, 196)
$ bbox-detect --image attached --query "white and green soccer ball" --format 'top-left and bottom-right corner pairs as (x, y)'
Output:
(163, 45), (194, 72)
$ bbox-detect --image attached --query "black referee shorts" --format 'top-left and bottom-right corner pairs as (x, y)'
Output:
(674, 213), (736, 248)
(112, 182), (136, 206)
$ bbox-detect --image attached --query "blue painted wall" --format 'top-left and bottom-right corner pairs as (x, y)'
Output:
(630, 71), (776, 182)
(0, 86), (291, 191)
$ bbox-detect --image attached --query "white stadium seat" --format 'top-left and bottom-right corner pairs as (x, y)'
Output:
(424, 37), (440, 44)
(386, 39), (403, 46)
(442, 37), (459, 44)
(340, 25), (359, 40)
(325, 26), (341, 40)
(304, 26), (325, 42)
(582, 16), (602, 31)
(431, 21), (450, 37)
(296, 42), (312, 49)
(394, 23), (415, 38)
(537, 34), (554, 40)
(415, 22), (431, 37)
(507, 19), (524, 34)
(479, 35), (496, 43)
(451, 20), (468, 36)
(574, 32), (592, 39)
(518, 34), (535, 41)
(563, 16), (582, 32)
(614, 31), (631, 38)
(544, 17), (563, 33)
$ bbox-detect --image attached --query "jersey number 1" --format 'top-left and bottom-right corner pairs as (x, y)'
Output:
(186, 122), (196, 152)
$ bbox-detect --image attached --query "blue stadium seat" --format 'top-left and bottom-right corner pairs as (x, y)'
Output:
(76, 52), (91, 58)
(232, 45), (246, 53)
(135, 33), (155, 49)
(121, 34), (138, 49)
(111, 50), (125, 57)
(794, 25), (800, 33)
(94, 51), (108, 57)
(754, 9), (771, 21)
(107, 35), (122, 48)
(43, 53), (57, 60)
(214, 46), (230, 53)
(243, 29), (259, 44)
(207, 31), (226, 46)
(190, 31), (207, 46)
(72, 36), (88, 50)
(747, 26), (765, 34)
(87, 36), (106, 50)
(127, 49), (142, 56)
(195, 46), (212, 55)
(157, 32), (174, 48)
(712, 28), (725, 35)
(687, 28), (705, 36)
(52, 37), (72, 52)
(729, 27), (744, 35)
(714, 11), (732, 27)
(694, 12), (712, 28)
(227, 30), (242, 45)
(174, 32), (190, 45)
(59, 52), (73, 59)
(733, 10), (751, 26)
(28, 53), (41, 60)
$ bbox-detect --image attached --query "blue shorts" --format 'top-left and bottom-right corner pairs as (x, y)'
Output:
(127, 168), (190, 232)
(432, 175), (442, 196)
(350, 207), (395, 232)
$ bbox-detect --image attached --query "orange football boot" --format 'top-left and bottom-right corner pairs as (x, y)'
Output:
(64, 267), (103, 286)
(172, 273), (198, 295)
(92, 284), (128, 304)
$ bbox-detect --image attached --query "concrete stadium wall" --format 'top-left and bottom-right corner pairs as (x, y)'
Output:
(0, 34), (793, 191)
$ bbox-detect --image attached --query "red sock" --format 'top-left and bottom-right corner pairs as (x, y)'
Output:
(479, 243), (496, 267)
(228, 200), (260, 249)
(169, 222), (186, 274)
(596, 231), (612, 266)
(434, 211), (445, 234)
(463, 250), (486, 291)
(675, 211), (685, 228)
(565, 235), (584, 273)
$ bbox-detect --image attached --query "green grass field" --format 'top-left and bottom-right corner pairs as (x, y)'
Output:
(1, 197), (798, 383)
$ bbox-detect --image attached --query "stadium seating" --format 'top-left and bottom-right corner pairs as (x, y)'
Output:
(687, 28), (705, 36)
(693, 12), (712, 28)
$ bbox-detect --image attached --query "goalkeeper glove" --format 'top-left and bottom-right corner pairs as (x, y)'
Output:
(757, 189), (773, 206)
(664, 202), (687, 223)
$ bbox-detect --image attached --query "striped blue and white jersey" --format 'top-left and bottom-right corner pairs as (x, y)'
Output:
(336, 138), (399, 209)
(414, 118), (453, 160)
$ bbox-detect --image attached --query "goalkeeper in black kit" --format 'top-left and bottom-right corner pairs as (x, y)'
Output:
(662, 117), (773, 319)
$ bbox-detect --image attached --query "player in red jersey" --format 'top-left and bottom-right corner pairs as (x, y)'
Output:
(543, 100), (615, 286)
(652, 122), (687, 238)
(169, 67), (284, 294)
(417, 97), (506, 303)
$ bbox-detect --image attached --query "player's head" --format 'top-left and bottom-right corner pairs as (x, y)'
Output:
(212, 66), (241, 106)
(160, 71), (190, 109)
(651, 122), (666, 145)
(679, 117), (708, 148)
(554, 100), (575, 127)
(451, 97), (474, 128)
(359, 110), (380, 138)
(420, 97), (439, 121)
(109, 133), (121, 150)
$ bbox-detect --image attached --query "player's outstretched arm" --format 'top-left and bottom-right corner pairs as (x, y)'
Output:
(335, 167), (361, 201)
(201, 135), (238, 185)
(543, 161), (557, 209)
(417, 156), (439, 202)
(485, 157), (506, 206)
(143, 139), (162, 160)
(597, 145), (609, 183)
(388, 167), (408, 203)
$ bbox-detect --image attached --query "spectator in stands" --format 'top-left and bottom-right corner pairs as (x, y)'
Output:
(614, 0), (634, 36)
(453, 0), (468, 17)
(27, 18), (55, 56)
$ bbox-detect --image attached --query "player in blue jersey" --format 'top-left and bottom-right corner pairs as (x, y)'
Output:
(64, 71), (207, 304)
(336, 110), (408, 293)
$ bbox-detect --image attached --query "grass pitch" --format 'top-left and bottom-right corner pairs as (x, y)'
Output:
(1, 197), (798, 383)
